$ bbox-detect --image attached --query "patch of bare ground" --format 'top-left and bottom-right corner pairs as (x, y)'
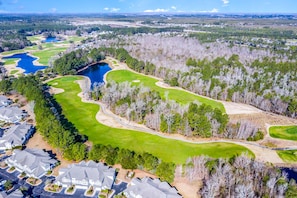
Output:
(173, 177), (200, 198)
(112, 164), (158, 183)
(48, 86), (64, 95)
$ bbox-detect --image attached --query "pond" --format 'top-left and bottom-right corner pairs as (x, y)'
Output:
(3, 53), (47, 74)
(43, 37), (59, 43)
(282, 167), (297, 181)
(78, 63), (111, 89)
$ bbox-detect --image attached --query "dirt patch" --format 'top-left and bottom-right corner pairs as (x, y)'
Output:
(113, 164), (158, 183)
(221, 101), (263, 115)
(49, 87), (64, 95)
(132, 80), (140, 83)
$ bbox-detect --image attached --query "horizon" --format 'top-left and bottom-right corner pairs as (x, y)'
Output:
(0, 0), (296, 14)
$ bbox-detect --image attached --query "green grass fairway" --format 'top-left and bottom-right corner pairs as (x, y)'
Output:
(1, 49), (25, 56)
(10, 70), (19, 75)
(277, 150), (297, 162)
(107, 70), (225, 112)
(27, 35), (42, 42)
(3, 58), (19, 65)
(48, 76), (252, 164)
(32, 47), (67, 65)
(269, 126), (297, 141)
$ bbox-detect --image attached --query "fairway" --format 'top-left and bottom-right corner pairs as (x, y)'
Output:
(32, 47), (67, 65)
(269, 125), (297, 141)
(3, 58), (19, 65)
(277, 150), (297, 162)
(48, 76), (252, 164)
(107, 70), (225, 112)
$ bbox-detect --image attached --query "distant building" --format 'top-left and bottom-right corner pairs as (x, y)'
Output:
(55, 160), (115, 191)
(5, 149), (57, 178)
(0, 96), (12, 107)
(123, 177), (181, 198)
(0, 107), (27, 123)
(0, 122), (34, 150)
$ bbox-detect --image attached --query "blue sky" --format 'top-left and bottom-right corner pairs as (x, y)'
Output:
(0, 0), (296, 14)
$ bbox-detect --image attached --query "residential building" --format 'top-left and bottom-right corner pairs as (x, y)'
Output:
(0, 107), (26, 123)
(55, 160), (115, 191)
(5, 149), (57, 178)
(0, 96), (12, 107)
(123, 177), (181, 198)
(0, 123), (34, 150)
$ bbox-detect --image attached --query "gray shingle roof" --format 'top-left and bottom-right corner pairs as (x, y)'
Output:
(0, 96), (11, 107)
(0, 122), (33, 148)
(124, 177), (181, 198)
(5, 149), (57, 178)
(0, 106), (25, 123)
(56, 160), (115, 189)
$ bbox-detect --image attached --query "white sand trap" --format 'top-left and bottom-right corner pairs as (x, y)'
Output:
(132, 80), (140, 83)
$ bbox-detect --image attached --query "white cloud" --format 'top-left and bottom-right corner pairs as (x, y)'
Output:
(171, 6), (177, 10)
(50, 8), (57, 13)
(222, 0), (229, 5)
(144, 8), (168, 13)
(198, 8), (219, 13)
(104, 7), (109, 11)
(110, 8), (120, 12)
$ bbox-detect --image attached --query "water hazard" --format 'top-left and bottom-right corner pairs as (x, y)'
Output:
(3, 53), (47, 74)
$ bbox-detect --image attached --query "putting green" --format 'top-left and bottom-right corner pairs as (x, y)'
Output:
(269, 125), (297, 141)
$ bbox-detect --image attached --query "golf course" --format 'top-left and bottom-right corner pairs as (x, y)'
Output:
(48, 76), (252, 164)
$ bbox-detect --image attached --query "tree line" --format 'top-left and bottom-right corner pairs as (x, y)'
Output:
(89, 144), (175, 182)
(52, 48), (106, 75)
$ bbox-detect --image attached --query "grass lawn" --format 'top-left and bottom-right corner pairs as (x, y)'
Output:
(3, 58), (19, 65)
(107, 70), (225, 112)
(10, 70), (19, 75)
(269, 126), (297, 141)
(277, 150), (297, 162)
(27, 35), (42, 42)
(32, 47), (67, 65)
(1, 49), (25, 56)
(48, 76), (252, 164)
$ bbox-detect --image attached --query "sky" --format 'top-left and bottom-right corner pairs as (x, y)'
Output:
(0, 0), (296, 14)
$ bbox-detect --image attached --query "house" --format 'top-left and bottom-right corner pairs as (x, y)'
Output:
(123, 177), (181, 198)
(55, 160), (115, 191)
(5, 149), (57, 178)
(0, 123), (34, 150)
(6, 189), (23, 198)
(0, 96), (12, 107)
(0, 107), (26, 123)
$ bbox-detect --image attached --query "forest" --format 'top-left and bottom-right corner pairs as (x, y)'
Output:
(93, 34), (297, 118)
(181, 154), (297, 197)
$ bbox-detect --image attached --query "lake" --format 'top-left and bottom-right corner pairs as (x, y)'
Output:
(44, 37), (59, 43)
(3, 53), (47, 74)
(78, 63), (111, 89)
(282, 167), (297, 181)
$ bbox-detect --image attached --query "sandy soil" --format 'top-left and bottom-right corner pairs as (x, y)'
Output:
(1, 60), (24, 76)
(49, 87), (64, 95)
